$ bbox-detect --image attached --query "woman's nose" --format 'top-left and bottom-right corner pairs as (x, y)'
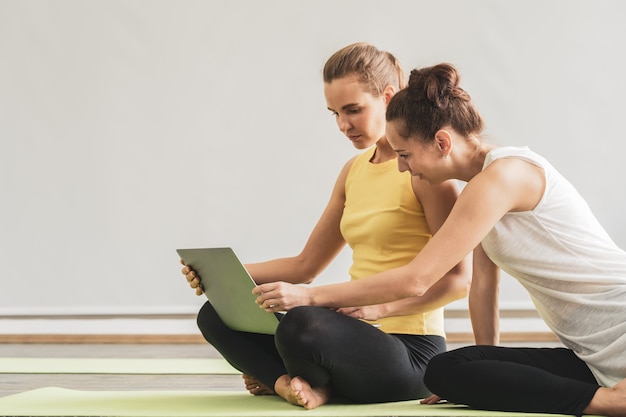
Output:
(337, 114), (351, 132)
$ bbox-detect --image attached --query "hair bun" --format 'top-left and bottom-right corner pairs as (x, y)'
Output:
(407, 63), (469, 109)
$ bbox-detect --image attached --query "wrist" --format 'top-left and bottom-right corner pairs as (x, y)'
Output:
(307, 286), (319, 307)
(378, 303), (390, 319)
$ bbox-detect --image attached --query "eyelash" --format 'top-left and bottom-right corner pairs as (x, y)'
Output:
(330, 108), (361, 117)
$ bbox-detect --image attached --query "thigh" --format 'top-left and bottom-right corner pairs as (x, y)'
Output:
(424, 345), (599, 415)
(447, 345), (596, 381)
(275, 306), (443, 401)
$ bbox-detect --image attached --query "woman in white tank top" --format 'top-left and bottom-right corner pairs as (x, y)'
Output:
(254, 63), (626, 417)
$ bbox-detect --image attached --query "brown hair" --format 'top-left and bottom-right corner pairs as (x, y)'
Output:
(323, 42), (405, 96)
(386, 63), (483, 141)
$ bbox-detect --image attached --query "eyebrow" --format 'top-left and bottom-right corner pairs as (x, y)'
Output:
(327, 102), (359, 112)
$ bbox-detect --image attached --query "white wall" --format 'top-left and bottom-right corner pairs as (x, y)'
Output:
(1, 0), (625, 316)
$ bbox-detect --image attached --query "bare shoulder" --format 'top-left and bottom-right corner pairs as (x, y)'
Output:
(340, 154), (359, 175)
(485, 157), (544, 179)
(411, 176), (461, 234)
(328, 154), (360, 199)
(411, 175), (460, 201)
(476, 157), (545, 212)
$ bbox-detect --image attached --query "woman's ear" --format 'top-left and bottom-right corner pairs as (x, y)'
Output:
(382, 85), (396, 104)
(434, 129), (452, 158)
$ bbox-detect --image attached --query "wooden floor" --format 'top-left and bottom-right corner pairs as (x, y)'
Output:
(0, 340), (564, 399)
(0, 343), (245, 398)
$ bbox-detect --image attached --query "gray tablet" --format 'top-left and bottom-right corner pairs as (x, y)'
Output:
(177, 247), (279, 335)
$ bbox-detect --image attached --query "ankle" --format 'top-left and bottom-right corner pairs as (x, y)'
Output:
(584, 386), (626, 417)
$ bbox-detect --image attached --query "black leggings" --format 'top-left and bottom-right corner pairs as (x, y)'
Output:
(424, 345), (600, 416)
(197, 302), (446, 403)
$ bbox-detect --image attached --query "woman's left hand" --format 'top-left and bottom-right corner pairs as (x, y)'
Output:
(336, 305), (383, 321)
(252, 282), (312, 312)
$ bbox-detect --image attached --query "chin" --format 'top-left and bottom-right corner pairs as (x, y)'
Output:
(352, 141), (371, 150)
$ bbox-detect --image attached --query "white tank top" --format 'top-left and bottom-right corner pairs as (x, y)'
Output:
(480, 146), (626, 388)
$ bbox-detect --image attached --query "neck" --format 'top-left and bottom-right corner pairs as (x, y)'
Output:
(370, 137), (397, 164)
(454, 141), (495, 182)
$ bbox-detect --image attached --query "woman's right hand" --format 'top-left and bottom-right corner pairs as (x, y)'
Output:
(180, 259), (204, 295)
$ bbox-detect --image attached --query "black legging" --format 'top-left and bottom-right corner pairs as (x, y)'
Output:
(197, 302), (445, 403)
(424, 345), (600, 417)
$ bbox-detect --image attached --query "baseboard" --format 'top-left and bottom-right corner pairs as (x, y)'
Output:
(0, 310), (557, 344)
(0, 331), (559, 344)
(0, 334), (206, 344)
(446, 332), (559, 343)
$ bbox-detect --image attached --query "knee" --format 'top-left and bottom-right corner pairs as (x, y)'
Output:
(277, 306), (325, 331)
(275, 306), (326, 349)
(196, 301), (225, 342)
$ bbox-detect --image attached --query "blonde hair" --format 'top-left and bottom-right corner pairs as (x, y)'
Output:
(323, 42), (405, 96)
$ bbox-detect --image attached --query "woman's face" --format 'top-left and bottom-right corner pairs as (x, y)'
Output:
(324, 74), (389, 150)
(386, 120), (442, 184)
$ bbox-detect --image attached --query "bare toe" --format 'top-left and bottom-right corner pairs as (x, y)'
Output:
(242, 374), (275, 396)
(290, 376), (330, 410)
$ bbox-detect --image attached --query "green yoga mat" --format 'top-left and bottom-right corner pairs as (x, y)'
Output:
(0, 357), (239, 374)
(0, 387), (585, 417)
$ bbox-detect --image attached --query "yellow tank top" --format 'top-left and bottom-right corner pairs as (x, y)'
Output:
(340, 147), (445, 336)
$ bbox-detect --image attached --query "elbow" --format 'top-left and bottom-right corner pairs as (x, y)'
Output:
(401, 265), (435, 298)
(395, 263), (473, 299)
(409, 286), (427, 298)
(291, 255), (321, 285)
(456, 277), (471, 300)
(457, 267), (472, 298)
(298, 262), (322, 285)
(451, 264), (472, 300)
(297, 267), (317, 285)
(447, 253), (473, 300)
(406, 274), (430, 298)
(301, 276), (316, 285)
(431, 264), (472, 302)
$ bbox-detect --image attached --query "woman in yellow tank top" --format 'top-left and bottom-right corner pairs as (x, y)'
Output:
(182, 43), (471, 409)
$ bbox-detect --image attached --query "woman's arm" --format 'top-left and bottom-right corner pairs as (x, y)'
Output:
(182, 157), (355, 293)
(469, 243), (500, 345)
(405, 178), (472, 310)
(338, 178), (471, 320)
(254, 158), (544, 311)
(244, 159), (353, 285)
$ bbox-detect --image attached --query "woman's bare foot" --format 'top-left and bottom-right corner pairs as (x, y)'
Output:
(290, 376), (331, 409)
(274, 374), (330, 409)
(584, 378), (626, 417)
(274, 375), (300, 405)
(242, 374), (275, 396)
